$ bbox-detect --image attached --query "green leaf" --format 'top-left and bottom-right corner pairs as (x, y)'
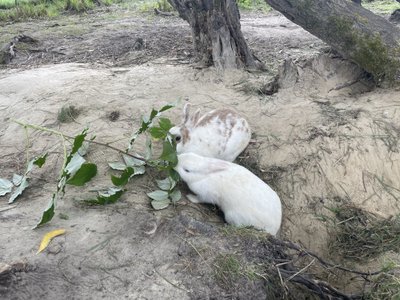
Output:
(134, 166), (146, 175)
(169, 189), (182, 203)
(159, 140), (178, 166)
(108, 161), (127, 171)
(12, 174), (23, 186)
(149, 108), (159, 120)
(169, 169), (180, 182)
(33, 153), (47, 168)
(147, 190), (169, 201)
(123, 154), (146, 167)
(64, 153), (86, 177)
(8, 177), (29, 203)
(0, 178), (13, 196)
(148, 127), (166, 139)
(34, 195), (56, 228)
(67, 163), (97, 186)
(78, 142), (89, 156)
(159, 104), (174, 112)
(67, 129), (88, 165)
(111, 167), (135, 186)
(158, 118), (173, 131)
(156, 177), (176, 191)
(151, 199), (170, 210)
(84, 187), (124, 205)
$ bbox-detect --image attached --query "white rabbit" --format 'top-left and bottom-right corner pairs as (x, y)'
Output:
(175, 152), (282, 236)
(169, 103), (251, 162)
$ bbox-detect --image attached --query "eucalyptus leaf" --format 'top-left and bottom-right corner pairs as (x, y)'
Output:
(0, 178), (13, 196)
(169, 189), (182, 203)
(159, 104), (174, 112)
(12, 174), (23, 186)
(148, 127), (166, 139)
(8, 177), (29, 204)
(134, 166), (146, 175)
(158, 118), (173, 131)
(147, 190), (169, 201)
(67, 163), (97, 186)
(65, 129), (88, 166)
(151, 199), (170, 210)
(84, 187), (124, 205)
(33, 153), (47, 168)
(78, 142), (90, 156)
(71, 129), (88, 156)
(169, 169), (180, 182)
(149, 108), (159, 120)
(111, 167), (135, 186)
(159, 141), (178, 166)
(108, 162), (127, 171)
(123, 154), (146, 167)
(34, 195), (56, 228)
(64, 153), (86, 177)
(156, 177), (176, 191)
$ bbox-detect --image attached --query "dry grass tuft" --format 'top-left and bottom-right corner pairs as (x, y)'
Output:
(329, 205), (400, 261)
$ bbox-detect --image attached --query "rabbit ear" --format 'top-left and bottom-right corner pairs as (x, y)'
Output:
(190, 109), (201, 125)
(183, 103), (191, 124)
(205, 161), (230, 174)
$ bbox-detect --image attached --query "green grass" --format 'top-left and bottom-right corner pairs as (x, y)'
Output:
(363, 0), (400, 14)
(0, 0), (114, 22)
(237, 0), (271, 12)
(118, 0), (173, 13)
(213, 253), (261, 288)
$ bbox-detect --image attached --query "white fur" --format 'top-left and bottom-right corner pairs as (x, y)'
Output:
(169, 103), (251, 162)
(175, 153), (282, 236)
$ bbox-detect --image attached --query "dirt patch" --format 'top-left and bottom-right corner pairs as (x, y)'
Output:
(1, 6), (400, 299)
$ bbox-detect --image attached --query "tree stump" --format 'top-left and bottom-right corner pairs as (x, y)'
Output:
(168, 0), (263, 70)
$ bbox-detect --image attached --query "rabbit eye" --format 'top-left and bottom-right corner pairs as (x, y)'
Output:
(183, 168), (190, 173)
(175, 136), (181, 142)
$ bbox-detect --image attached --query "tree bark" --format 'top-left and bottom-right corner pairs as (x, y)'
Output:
(265, 0), (400, 83)
(168, 0), (263, 70)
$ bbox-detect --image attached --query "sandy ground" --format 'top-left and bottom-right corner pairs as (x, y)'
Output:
(1, 6), (400, 300)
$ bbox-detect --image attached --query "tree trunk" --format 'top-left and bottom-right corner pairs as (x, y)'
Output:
(168, 0), (263, 70)
(265, 0), (400, 83)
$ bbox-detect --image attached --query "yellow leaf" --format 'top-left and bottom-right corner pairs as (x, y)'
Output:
(37, 229), (66, 254)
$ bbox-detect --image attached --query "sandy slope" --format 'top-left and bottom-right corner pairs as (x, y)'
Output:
(1, 8), (400, 299)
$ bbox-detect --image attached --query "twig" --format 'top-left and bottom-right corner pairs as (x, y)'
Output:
(11, 119), (147, 163)
(154, 268), (190, 293)
(286, 258), (315, 282)
(272, 238), (383, 276)
(0, 205), (17, 212)
(23, 126), (30, 167)
(12, 119), (68, 177)
(175, 234), (209, 266)
(275, 265), (289, 293)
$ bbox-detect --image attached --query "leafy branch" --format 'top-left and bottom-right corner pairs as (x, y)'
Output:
(1, 103), (181, 228)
